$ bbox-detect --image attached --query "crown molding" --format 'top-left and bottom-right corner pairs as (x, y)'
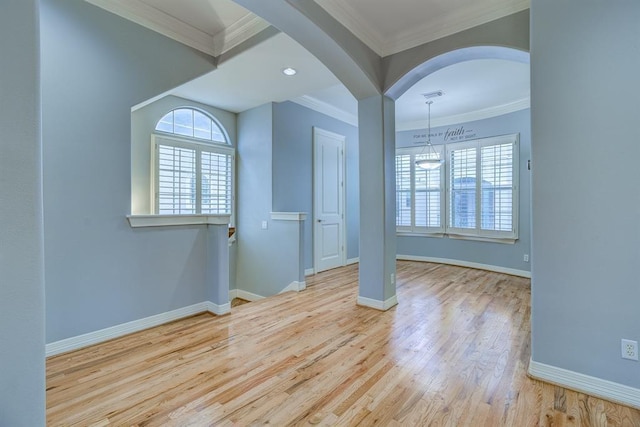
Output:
(317, 0), (529, 57)
(292, 95), (528, 131)
(382, 2), (530, 56)
(291, 95), (358, 126)
(85, 0), (268, 57)
(85, 0), (215, 55)
(314, 1), (386, 56)
(212, 14), (270, 56)
(397, 97), (530, 131)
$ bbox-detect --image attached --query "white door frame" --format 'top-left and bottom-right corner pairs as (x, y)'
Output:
(313, 127), (346, 273)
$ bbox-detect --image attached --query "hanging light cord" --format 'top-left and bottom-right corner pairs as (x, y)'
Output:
(426, 100), (433, 147)
(415, 98), (443, 170)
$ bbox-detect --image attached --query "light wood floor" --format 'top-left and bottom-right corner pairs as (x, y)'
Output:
(46, 261), (640, 426)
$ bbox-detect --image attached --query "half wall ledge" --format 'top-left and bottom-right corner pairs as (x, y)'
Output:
(127, 214), (231, 228)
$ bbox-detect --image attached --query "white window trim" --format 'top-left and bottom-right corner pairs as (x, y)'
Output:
(150, 133), (235, 224)
(396, 133), (519, 244)
(396, 145), (446, 235)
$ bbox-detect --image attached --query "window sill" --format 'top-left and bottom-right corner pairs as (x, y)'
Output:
(397, 232), (445, 238)
(397, 231), (517, 245)
(127, 214), (231, 228)
(447, 233), (517, 244)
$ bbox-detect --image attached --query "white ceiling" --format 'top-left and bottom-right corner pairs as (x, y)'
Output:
(395, 59), (530, 130)
(172, 32), (344, 114)
(90, 0), (530, 129)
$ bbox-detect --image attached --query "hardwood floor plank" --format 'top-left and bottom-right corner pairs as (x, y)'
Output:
(46, 261), (640, 426)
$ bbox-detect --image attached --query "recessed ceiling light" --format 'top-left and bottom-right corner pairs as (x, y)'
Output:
(282, 67), (297, 76)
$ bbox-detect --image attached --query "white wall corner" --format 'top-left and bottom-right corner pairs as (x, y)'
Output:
(528, 359), (640, 409)
(280, 281), (306, 293)
(234, 289), (265, 302)
(206, 301), (230, 316)
(229, 289), (238, 300)
(356, 294), (398, 311)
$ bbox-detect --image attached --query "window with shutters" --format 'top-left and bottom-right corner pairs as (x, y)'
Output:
(395, 146), (445, 234)
(447, 134), (518, 240)
(395, 134), (518, 242)
(152, 108), (234, 218)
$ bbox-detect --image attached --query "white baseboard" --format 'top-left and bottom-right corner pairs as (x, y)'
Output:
(46, 302), (213, 357)
(306, 259), (356, 276)
(45, 281), (309, 357)
(357, 294), (398, 311)
(280, 281), (306, 293)
(397, 254), (531, 278)
(234, 289), (265, 302)
(205, 301), (230, 316)
(529, 359), (640, 409)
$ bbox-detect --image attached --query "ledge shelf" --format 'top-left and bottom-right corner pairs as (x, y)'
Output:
(127, 214), (231, 228)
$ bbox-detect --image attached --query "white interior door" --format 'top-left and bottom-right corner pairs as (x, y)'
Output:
(313, 127), (345, 273)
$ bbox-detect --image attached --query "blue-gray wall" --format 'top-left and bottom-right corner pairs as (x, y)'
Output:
(0, 1), (46, 424)
(236, 102), (308, 296)
(531, 1), (640, 388)
(236, 103), (275, 294)
(42, 0), (216, 342)
(396, 109), (531, 273)
(272, 101), (359, 269)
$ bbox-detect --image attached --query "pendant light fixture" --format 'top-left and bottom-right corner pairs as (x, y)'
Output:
(416, 92), (443, 170)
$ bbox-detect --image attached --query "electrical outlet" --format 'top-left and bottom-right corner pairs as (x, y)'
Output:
(621, 339), (638, 361)
(523, 254), (529, 262)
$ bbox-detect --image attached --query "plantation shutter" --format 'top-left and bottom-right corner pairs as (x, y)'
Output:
(157, 144), (196, 214)
(480, 142), (514, 232)
(396, 153), (412, 229)
(446, 134), (518, 241)
(449, 145), (477, 230)
(414, 154), (442, 228)
(201, 150), (232, 215)
(154, 136), (233, 216)
(395, 147), (445, 233)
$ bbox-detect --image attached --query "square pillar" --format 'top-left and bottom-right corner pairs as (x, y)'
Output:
(357, 95), (398, 310)
(206, 222), (231, 314)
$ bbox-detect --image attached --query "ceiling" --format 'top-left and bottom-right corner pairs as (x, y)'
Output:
(88, 0), (530, 128)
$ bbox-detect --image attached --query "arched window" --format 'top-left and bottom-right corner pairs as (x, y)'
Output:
(152, 108), (234, 217)
(155, 107), (227, 143)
